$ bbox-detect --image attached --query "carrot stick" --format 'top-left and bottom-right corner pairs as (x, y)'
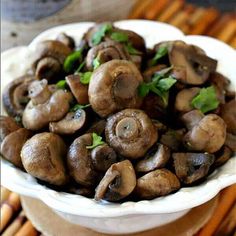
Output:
(0, 187), (11, 204)
(158, 0), (184, 22)
(15, 221), (38, 236)
(214, 202), (236, 236)
(206, 13), (233, 37)
(2, 211), (26, 236)
(197, 184), (236, 236)
(144, 0), (170, 20)
(229, 36), (236, 49)
(189, 7), (219, 35)
(0, 192), (21, 232)
(216, 19), (236, 43)
(128, 0), (154, 19)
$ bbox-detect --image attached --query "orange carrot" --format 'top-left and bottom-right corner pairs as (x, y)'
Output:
(15, 221), (38, 236)
(128, 0), (154, 19)
(216, 19), (236, 43)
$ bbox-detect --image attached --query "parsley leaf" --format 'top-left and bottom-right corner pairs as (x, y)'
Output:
(110, 32), (128, 43)
(92, 23), (113, 45)
(64, 49), (83, 73)
(80, 72), (93, 84)
(75, 61), (85, 74)
(93, 57), (100, 69)
(157, 76), (177, 91)
(125, 43), (142, 55)
(150, 46), (168, 66)
(86, 133), (105, 149)
(191, 86), (219, 113)
(70, 104), (91, 112)
(56, 80), (67, 89)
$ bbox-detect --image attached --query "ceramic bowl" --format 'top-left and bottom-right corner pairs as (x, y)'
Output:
(1, 20), (236, 234)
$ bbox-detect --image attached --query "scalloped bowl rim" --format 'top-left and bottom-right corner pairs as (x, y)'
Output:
(1, 20), (236, 218)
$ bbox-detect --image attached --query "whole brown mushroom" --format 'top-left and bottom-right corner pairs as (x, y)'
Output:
(56, 33), (75, 50)
(95, 160), (136, 202)
(21, 132), (67, 186)
(214, 146), (232, 167)
(1, 128), (32, 169)
(135, 169), (180, 200)
(89, 60), (143, 117)
(22, 79), (73, 130)
(184, 114), (226, 153)
(105, 109), (158, 159)
(2, 75), (35, 117)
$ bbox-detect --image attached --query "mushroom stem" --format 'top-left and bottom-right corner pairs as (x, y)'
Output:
(28, 79), (51, 105)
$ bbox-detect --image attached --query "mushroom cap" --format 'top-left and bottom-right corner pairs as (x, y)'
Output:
(91, 144), (117, 172)
(135, 169), (180, 200)
(86, 41), (130, 71)
(95, 160), (136, 202)
(135, 144), (170, 172)
(67, 133), (98, 186)
(22, 89), (73, 130)
(173, 152), (215, 184)
(175, 87), (201, 113)
(2, 75), (35, 117)
(214, 146), (232, 167)
(1, 128), (32, 169)
(169, 41), (217, 85)
(225, 133), (236, 152)
(21, 132), (67, 185)
(49, 109), (86, 135)
(65, 74), (89, 105)
(181, 109), (204, 130)
(0, 116), (20, 144)
(220, 99), (236, 135)
(105, 109), (158, 159)
(184, 114), (226, 153)
(86, 119), (106, 136)
(88, 60), (143, 117)
(56, 33), (75, 50)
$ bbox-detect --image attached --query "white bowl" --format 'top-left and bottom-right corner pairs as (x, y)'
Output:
(1, 20), (236, 235)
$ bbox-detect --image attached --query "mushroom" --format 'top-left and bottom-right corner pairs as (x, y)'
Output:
(105, 109), (158, 159)
(67, 184), (94, 198)
(143, 64), (167, 82)
(91, 144), (117, 172)
(88, 60), (143, 117)
(86, 119), (106, 135)
(21, 132), (67, 185)
(135, 169), (180, 200)
(33, 40), (72, 81)
(220, 99), (236, 135)
(152, 119), (167, 133)
(172, 153), (215, 184)
(184, 114), (226, 153)
(22, 79), (73, 130)
(214, 146), (232, 167)
(49, 109), (86, 135)
(95, 160), (136, 202)
(160, 129), (186, 151)
(65, 74), (89, 105)
(67, 133), (99, 186)
(225, 133), (236, 152)
(175, 87), (201, 113)
(2, 75), (35, 117)
(0, 116), (20, 144)
(168, 41), (217, 85)
(181, 109), (204, 130)
(56, 33), (75, 50)
(135, 144), (170, 172)
(1, 128), (32, 169)
(86, 41), (130, 71)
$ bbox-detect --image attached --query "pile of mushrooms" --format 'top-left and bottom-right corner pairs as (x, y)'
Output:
(1, 22), (235, 203)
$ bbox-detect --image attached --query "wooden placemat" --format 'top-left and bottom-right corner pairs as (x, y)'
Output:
(128, 0), (236, 48)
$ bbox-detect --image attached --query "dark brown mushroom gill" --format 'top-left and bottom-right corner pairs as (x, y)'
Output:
(2, 75), (35, 117)
(88, 60), (143, 117)
(86, 41), (130, 71)
(22, 79), (73, 130)
(105, 109), (158, 159)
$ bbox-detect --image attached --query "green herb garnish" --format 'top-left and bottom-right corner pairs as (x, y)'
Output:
(79, 72), (93, 85)
(70, 103), (91, 112)
(93, 57), (100, 69)
(110, 32), (129, 43)
(75, 61), (85, 74)
(150, 46), (168, 66)
(138, 74), (176, 106)
(86, 133), (105, 149)
(56, 80), (67, 89)
(191, 86), (219, 113)
(91, 23), (113, 45)
(125, 43), (142, 55)
(64, 49), (83, 73)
